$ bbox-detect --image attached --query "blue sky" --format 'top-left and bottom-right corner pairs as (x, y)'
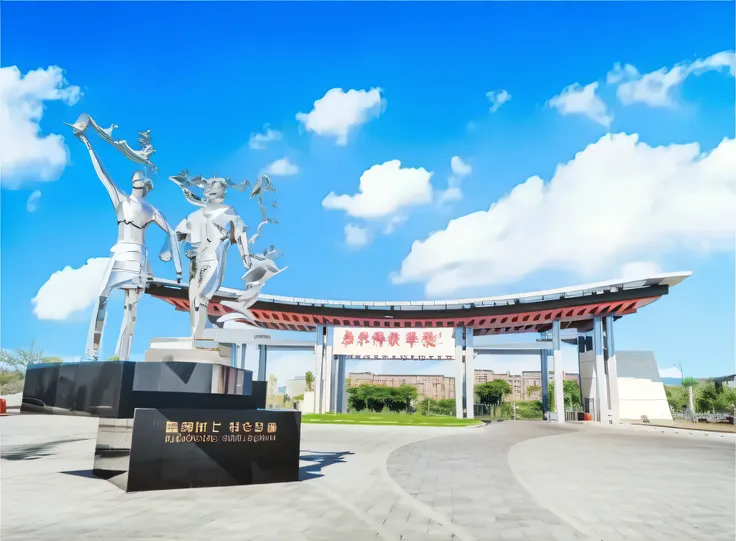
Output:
(1, 1), (734, 383)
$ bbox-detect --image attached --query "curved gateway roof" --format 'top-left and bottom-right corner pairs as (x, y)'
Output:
(147, 271), (690, 336)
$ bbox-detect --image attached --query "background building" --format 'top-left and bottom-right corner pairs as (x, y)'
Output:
(286, 376), (306, 398)
(348, 370), (579, 402)
(348, 372), (456, 400)
(474, 369), (578, 401)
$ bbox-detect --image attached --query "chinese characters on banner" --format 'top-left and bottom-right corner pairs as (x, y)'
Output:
(163, 419), (278, 444)
(332, 327), (455, 359)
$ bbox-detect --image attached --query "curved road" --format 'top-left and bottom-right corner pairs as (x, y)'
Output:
(1, 416), (733, 540)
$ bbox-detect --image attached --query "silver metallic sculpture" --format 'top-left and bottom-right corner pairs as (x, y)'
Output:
(169, 171), (286, 338)
(67, 114), (182, 361)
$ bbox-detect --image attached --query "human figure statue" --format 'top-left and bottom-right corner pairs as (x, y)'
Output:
(66, 114), (182, 361)
(169, 171), (286, 338)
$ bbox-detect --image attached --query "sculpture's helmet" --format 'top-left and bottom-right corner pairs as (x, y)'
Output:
(132, 171), (154, 195)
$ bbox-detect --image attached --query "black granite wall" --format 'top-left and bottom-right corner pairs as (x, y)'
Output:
(21, 361), (266, 417)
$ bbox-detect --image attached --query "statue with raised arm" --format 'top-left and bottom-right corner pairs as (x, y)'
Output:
(169, 171), (286, 338)
(66, 113), (182, 361)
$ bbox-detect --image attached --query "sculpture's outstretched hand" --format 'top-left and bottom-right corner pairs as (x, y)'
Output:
(64, 113), (90, 137)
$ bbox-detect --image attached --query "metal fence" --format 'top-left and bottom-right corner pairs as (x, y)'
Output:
(671, 408), (734, 424)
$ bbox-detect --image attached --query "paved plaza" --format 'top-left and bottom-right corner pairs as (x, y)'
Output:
(1, 415), (733, 541)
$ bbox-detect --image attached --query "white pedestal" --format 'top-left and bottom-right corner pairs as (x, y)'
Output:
(144, 337), (232, 366)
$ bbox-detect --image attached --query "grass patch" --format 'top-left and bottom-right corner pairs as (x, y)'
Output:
(302, 412), (482, 427)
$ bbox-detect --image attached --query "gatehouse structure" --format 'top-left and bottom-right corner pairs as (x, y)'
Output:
(147, 271), (690, 424)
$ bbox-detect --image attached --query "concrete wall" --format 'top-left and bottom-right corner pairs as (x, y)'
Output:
(579, 350), (596, 402)
(616, 351), (672, 421)
(579, 349), (672, 421)
(301, 391), (315, 414)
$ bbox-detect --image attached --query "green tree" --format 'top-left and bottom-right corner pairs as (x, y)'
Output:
(548, 380), (582, 411)
(476, 380), (512, 414)
(664, 385), (688, 411)
(0, 341), (62, 373)
(695, 381), (719, 413)
(681, 376), (698, 387)
(526, 384), (541, 399)
(305, 371), (315, 392)
(108, 355), (120, 361)
(713, 387), (736, 413)
(390, 385), (418, 412)
(0, 342), (62, 395)
(346, 384), (418, 413)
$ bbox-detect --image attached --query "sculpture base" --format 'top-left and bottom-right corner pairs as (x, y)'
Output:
(94, 408), (301, 492)
(21, 361), (266, 417)
(145, 337), (232, 365)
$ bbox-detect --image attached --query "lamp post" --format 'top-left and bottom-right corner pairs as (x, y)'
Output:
(674, 362), (696, 422)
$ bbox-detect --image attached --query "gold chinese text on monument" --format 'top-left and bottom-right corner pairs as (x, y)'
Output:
(163, 420), (278, 443)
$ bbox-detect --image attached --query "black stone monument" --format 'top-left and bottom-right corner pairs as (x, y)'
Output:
(22, 361), (301, 492)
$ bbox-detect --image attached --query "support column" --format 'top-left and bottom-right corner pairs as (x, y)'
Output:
(593, 318), (609, 424)
(257, 345), (267, 381)
(321, 326), (334, 414)
(464, 328), (475, 419)
(337, 355), (347, 413)
(540, 332), (550, 417)
(604, 316), (620, 424)
(552, 320), (565, 423)
(329, 349), (339, 413)
(314, 325), (326, 414)
(454, 329), (464, 419)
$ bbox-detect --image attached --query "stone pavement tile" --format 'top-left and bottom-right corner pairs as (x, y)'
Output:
(396, 533), (455, 541)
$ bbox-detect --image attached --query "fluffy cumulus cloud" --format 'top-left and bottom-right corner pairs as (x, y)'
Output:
(0, 65), (81, 188)
(486, 89), (512, 113)
(439, 156), (472, 204)
(32, 258), (110, 320)
(249, 124), (282, 150)
(26, 190), (41, 212)
(548, 81), (612, 127)
(393, 133), (736, 296)
(322, 160), (433, 219)
(608, 50), (736, 108)
(263, 157), (299, 177)
(296, 87), (384, 145)
(344, 223), (370, 248)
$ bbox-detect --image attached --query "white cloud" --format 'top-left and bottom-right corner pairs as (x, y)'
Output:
(296, 87), (384, 145)
(486, 89), (512, 113)
(439, 156), (473, 204)
(249, 124), (283, 150)
(26, 190), (41, 212)
(437, 187), (462, 205)
(393, 133), (736, 296)
(451, 156), (472, 177)
(384, 215), (407, 234)
(548, 81), (612, 127)
(608, 50), (736, 108)
(32, 258), (109, 320)
(263, 157), (299, 177)
(322, 160), (433, 219)
(344, 224), (370, 248)
(0, 65), (81, 188)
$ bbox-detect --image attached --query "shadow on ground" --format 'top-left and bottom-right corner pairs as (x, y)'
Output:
(60, 450), (355, 484)
(1, 438), (89, 461)
(299, 450), (353, 481)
